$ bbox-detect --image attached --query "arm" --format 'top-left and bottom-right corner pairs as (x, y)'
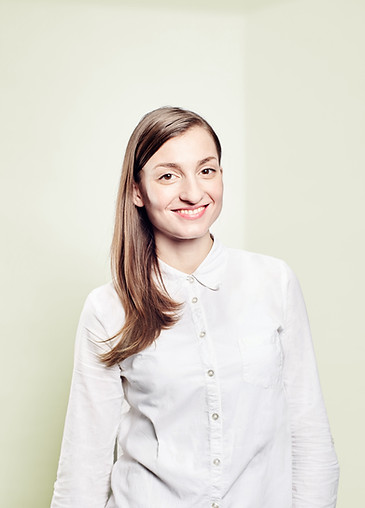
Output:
(280, 263), (339, 508)
(51, 290), (124, 508)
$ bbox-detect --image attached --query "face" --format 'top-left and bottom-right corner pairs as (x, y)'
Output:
(133, 126), (223, 249)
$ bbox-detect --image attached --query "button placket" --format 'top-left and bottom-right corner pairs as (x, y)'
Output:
(186, 276), (223, 500)
(187, 278), (223, 501)
(186, 278), (204, 342)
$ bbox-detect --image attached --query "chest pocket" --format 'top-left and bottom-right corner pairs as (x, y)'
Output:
(238, 330), (283, 389)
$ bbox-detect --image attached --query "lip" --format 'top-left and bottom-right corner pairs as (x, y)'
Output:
(172, 204), (209, 220)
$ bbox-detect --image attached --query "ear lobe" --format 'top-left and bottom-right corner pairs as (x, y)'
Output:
(132, 182), (145, 207)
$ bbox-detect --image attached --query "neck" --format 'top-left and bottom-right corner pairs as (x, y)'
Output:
(155, 232), (213, 274)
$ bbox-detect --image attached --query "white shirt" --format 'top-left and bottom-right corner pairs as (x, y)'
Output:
(51, 239), (339, 508)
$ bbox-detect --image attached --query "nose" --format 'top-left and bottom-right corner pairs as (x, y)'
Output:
(179, 175), (204, 204)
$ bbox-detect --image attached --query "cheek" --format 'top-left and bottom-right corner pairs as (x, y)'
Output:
(143, 186), (170, 213)
(210, 179), (224, 201)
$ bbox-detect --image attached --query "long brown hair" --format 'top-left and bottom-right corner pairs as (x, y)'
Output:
(101, 106), (222, 367)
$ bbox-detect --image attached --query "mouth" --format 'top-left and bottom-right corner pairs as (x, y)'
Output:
(173, 205), (208, 219)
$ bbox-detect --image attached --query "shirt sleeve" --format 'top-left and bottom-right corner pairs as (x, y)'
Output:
(280, 263), (340, 508)
(51, 291), (124, 508)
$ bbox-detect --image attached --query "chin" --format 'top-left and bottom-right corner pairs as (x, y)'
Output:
(173, 230), (211, 242)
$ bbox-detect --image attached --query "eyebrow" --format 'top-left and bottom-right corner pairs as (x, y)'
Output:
(153, 156), (218, 171)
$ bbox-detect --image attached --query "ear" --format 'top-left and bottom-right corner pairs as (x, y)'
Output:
(132, 182), (145, 207)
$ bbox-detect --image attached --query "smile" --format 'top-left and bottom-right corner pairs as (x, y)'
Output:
(173, 205), (208, 219)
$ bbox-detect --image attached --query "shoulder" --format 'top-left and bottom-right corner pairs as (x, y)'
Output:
(82, 281), (125, 337)
(224, 245), (290, 277)
(221, 244), (299, 297)
(222, 245), (301, 306)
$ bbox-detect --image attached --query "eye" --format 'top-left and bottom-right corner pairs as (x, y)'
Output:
(159, 173), (175, 181)
(200, 168), (216, 176)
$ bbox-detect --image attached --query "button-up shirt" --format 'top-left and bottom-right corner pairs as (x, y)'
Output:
(51, 239), (339, 508)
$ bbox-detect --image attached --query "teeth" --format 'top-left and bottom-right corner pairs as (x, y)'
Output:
(177, 206), (205, 215)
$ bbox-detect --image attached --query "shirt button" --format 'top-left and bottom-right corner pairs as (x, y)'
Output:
(207, 369), (215, 377)
(199, 331), (206, 338)
(187, 275), (194, 283)
(191, 297), (198, 303)
(213, 458), (220, 466)
(212, 413), (219, 420)
(212, 503), (219, 508)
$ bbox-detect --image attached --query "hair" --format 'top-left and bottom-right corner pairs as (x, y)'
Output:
(101, 106), (222, 367)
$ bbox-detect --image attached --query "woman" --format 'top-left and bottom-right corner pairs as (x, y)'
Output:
(51, 106), (339, 508)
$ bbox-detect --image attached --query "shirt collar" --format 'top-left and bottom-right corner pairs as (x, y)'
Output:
(158, 237), (227, 291)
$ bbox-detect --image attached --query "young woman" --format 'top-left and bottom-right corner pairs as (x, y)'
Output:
(51, 107), (339, 508)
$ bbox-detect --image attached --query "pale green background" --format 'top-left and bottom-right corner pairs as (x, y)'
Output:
(1, 0), (364, 506)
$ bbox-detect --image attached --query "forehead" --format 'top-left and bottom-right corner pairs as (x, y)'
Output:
(144, 126), (219, 169)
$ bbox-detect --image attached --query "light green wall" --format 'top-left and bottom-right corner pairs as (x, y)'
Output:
(1, 0), (363, 506)
(243, 1), (365, 506)
(0, 1), (245, 506)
